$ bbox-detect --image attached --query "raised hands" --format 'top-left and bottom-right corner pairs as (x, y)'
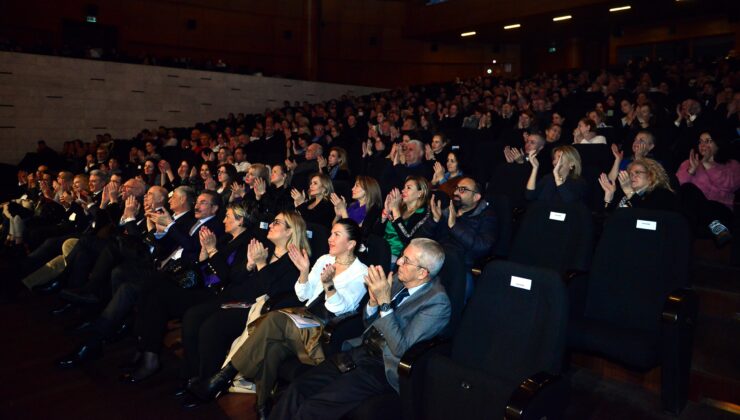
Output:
(634, 142), (648, 160)
(253, 177), (267, 199)
(287, 243), (311, 280)
(447, 199), (457, 228)
(330, 193), (347, 217)
(122, 195), (140, 219)
(317, 155), (327, 171)
(204, 175), (217, 191)
(611, 143), (624, 161)
(617, 170), (633, 196)
(291, 188), (307, 207)
(364, 265), (394, 307)
(199, 226), (218, 253)
(598, 173), (616, 204)
(430, 195), (443, 223)
(528, 151), (539, 170)
(425, 144), (434, 161)
(246, 238), (268, 270)
(386, 188), (402, 214)
(432, 161), (445, 184)
(230, 182), (246, 201)
(320, 264), (336, 285)
(687, 149), (700, 175)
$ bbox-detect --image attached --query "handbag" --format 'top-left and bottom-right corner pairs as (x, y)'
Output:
(161, 258), (202, 289)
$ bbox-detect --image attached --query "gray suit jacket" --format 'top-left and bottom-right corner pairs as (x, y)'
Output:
(348, 277), (451, 392)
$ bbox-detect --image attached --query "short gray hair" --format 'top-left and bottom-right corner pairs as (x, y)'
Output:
(174, 185), (196, 209)
(89, 169), (108, 183)
(410, 238), (445, 278)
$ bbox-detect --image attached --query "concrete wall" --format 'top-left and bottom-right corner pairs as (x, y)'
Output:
(0, 52), (385, 165)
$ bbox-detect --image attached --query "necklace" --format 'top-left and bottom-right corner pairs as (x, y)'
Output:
(335, 255), (356, 265)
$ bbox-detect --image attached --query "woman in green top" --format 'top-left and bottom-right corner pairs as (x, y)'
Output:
(381, 175), (431, 263)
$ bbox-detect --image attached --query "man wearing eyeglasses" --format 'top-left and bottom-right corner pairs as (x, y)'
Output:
(421, 177), (496, 297)
(270, 238), (450, 420)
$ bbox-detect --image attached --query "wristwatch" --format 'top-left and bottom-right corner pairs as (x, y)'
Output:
(379, 302), (392, 312)
(325, 284), (335, 292)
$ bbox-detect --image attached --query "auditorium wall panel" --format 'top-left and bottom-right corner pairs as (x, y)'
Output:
(0, 52), (384, 165)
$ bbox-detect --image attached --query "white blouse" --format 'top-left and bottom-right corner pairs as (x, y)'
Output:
(294, 254), (368, 317)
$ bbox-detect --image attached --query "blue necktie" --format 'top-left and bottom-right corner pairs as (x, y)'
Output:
(391, 288), (409, 309)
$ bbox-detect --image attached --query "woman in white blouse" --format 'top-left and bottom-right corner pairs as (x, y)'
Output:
(185, 218), (368, 415)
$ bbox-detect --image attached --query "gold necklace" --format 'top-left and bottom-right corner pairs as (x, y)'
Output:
(335, 255), (356, 265)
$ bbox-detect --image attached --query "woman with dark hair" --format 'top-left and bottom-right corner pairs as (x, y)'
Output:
(216, 163), (238, 206)
(572, 117), (607, 144)
(677, 131), (740, 246)
(178, 210), (311, 398)
(138, 158), (162, 187)
(291, 173), (335, 227)
(185, 219), (368, 416)
(330, 175), (382, 235)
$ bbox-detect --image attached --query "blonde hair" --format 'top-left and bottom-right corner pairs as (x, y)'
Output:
(281, 210), (311, 256)
(329, 147), (349, 170)
(629, 158), (674, 193)
(403, 175), (431, 212)
(553, 145), (582, 179)
(311, 173), (334, 201)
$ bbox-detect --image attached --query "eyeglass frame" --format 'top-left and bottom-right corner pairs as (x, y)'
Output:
(270, 218), (291, 229)
(397, 254), (428, 272)
(455, 186), (478, 195)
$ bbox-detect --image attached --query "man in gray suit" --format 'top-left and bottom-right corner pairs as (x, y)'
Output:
(270, 238), (451, 420)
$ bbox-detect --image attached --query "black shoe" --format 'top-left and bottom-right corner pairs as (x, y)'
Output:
(188, 363), (238, 401)
(59, 289), (100, 305)
(32, 279), (63, 295)
(174, 377), (200, 398)
(181, 392), (206, 409)
(56, 341), (102, 368)
(119, 352), (160, 384)
(50, 302), (75, 317)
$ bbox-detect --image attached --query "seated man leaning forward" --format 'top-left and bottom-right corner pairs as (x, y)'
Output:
(270, 237), (451, 420)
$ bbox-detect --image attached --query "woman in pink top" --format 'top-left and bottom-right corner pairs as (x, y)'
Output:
(677, 131), (740, 246)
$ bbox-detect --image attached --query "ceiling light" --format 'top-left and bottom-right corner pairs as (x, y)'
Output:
(553, 15), (572, 22)
(492, 59), (497, 64)
(504, 24), (521, 30)
(461, 31), (476, 37)
(609, 5), (631, 12)
(486, 68), (493, 74)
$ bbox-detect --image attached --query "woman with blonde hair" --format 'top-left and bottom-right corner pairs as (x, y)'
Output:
(176, 210), (312, 392)
(381, 175), (431, 261)
(291, 173), (335, 227)
(526, 145), (587, 203)
(599, 158), (677, 211)
(320, 146), (351, 181)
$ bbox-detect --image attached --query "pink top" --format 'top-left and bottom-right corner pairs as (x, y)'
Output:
(676, 159), (740, 209)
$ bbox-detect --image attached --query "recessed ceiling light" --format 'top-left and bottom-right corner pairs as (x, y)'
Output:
(461, 31), (476, 37)
(609, 5), (631, 12)
(553, 15), (572, 22)
(504, 24), (521, 30)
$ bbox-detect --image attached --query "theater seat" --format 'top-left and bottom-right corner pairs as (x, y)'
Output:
(567, 208), (697, 414)
(388, 260), (569, 420)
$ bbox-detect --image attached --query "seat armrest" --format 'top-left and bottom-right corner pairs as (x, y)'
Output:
(261, 291), (297, 314)
(321, 310), (361, 344)
(505, 372), (569, 420)
(472, 255), (505, 276)
(397, 337), (451, 378)
(661, 287), (698, 324)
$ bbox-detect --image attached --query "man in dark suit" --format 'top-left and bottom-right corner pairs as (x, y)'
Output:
(270, 238), (451, 420)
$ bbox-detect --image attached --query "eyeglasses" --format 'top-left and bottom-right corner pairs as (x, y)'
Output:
(628, 170), (647, 177)
(196, 201), (212, 206)
(455, 186), (478, 194)
(398, 255), (427, 272)
(270, 219), (290, 228)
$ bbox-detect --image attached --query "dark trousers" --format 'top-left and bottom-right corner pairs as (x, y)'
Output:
(181, 298), (249, 380)
(66, 236), (106, 289)
(135, 279), (214, 353)
(679, 183), (734, 236)
(270, 347), (393, 420)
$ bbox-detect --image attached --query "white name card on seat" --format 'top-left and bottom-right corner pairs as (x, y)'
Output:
(511, 276), (532, 290)
(549, 211), (566, 222)
(259, 222), (269, 230)
(636, 219), (657, 231)
(307, 230), (313, 239)
(68, 212), (77, 222)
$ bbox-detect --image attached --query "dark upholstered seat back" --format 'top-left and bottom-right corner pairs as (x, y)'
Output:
(437, 246), (467, 338)
(305, 222), (329, 264)
(509, 201), (594, 274)
(359, 234), (391, 272)
(451, 260), (568, 385)
(584, 208), (690, 332)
